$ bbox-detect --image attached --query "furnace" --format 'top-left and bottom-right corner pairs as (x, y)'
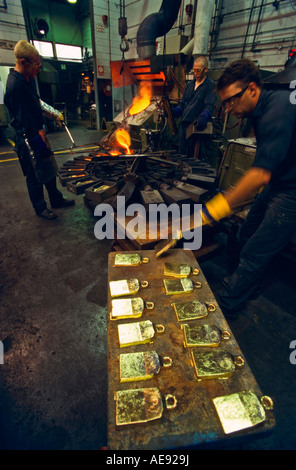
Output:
(57, 47), (257, 257)
(58, 84), (256, 255)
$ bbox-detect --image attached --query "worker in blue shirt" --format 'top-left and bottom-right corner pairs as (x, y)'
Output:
(4, 40), (74, 220)
(173, 56), (217, 156)
(200, 58), (296, 318)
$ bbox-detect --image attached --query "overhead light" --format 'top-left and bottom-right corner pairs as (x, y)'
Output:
(67, 0), (77, 3)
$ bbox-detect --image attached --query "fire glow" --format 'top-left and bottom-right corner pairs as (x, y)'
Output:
(129, 83), (152, 116)
(114, 128), (133, 155)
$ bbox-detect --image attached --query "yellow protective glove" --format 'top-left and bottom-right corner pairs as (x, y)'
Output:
(202, 192), (232, 226)
(40, 100), (64, 127)
(55, 112), (64, 128)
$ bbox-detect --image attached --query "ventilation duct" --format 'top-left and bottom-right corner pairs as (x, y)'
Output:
(180, 0), (215, 57)
(192, 0), (215, 57)
(136, 0), (182, 58)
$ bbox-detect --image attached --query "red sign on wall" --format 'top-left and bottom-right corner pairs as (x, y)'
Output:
(98, 65), (105, 76)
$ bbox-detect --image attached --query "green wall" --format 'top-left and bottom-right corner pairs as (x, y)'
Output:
(22, 0), (91, 47)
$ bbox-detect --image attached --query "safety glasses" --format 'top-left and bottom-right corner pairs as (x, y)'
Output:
(24, 58), (42, 70)
(222, 84), (250, 109)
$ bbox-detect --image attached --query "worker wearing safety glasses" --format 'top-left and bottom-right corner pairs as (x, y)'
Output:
(172, 56), (217, 156)
(4, 40), (74, 220)
(203, 58), (296, 318)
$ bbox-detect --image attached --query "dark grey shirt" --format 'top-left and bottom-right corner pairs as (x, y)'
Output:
(4, 69), (43, 139)
(252, 88), (296, 190)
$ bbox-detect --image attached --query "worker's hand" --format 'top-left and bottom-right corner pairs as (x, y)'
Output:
(154, 194), (231, 258)
(38, 128), (52, 148)
(29, 130), (52, 160)
(194, 117), (207, 131)
(194, 110), (211, 131)
(40, 100), (65, 127)
(172, 106), (182, 118)
(55, 112), (64, 128)
(202, 193), (232, 226)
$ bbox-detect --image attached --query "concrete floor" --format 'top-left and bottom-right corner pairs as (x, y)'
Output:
(0, 119), (296, 450)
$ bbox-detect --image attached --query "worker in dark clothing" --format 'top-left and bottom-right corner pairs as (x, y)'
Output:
(4, 40), (74, 220)
(201, 58), (296, 318)
(173, 56), (216, 155)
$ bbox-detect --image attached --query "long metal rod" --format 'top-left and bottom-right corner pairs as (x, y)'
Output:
(213, 25), (296, 43)
(62, 123), (76, 147)
(251, 0), (265, 52)
(241, 0), (256, 58)
(209, 0), (224, 59)
(89, 0), (100, 132)
(211, 0), (283, 19)
(212, 35), (296, 53)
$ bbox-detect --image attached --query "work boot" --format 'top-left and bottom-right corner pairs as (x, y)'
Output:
(220, 307), (240, 321)
(215, 292), (243, 321)
(221, 276), (264, 299)
(51, 198), (75, 209)
(36, 208), (57, 220)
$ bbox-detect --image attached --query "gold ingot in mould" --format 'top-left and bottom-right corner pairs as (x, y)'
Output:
(114, 387), (177, 425)
(75, 179), (94, 186)
(109, 278), (148, 297)
(93, 184), (111, 192)
(182, 324), (231, 348)
(110, 297), (154, 320)
(114, 253), (149, 267)
(163, 278), (201, 295)
(163, 262), (199, 278)
(119, 350), (172, 382)
(118, 320), (165, 347)
(213, 390), (273, 434)
(171, 300), (216, 321)
(190, 349), (244, 381)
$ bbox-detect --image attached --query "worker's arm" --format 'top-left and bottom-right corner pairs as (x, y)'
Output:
(202, 166), (272, 225)
(225, 166), (272, 209)
(39, 100), (64, 127)
(155, 166), (272, 256)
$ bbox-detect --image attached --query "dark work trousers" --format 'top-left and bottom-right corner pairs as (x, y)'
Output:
(179, 121), (194, 157)
(218, 185), (296, 311)
(26, 162), (63, 214)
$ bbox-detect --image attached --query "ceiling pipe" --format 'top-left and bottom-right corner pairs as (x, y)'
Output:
(192, 0), (216, 57)
(180, 37), (194, 55)
(180, 0), (215, 57)
(136, 0), (182, 58)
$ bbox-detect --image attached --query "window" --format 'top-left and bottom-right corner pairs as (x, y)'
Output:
(55, 44), (82, 61)
(33, 41), (54, 58)
(32, 41), (82, 62)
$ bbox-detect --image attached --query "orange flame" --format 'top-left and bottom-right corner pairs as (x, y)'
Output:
(129, 83), (152, 116)
(115, 128), (133, 155)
